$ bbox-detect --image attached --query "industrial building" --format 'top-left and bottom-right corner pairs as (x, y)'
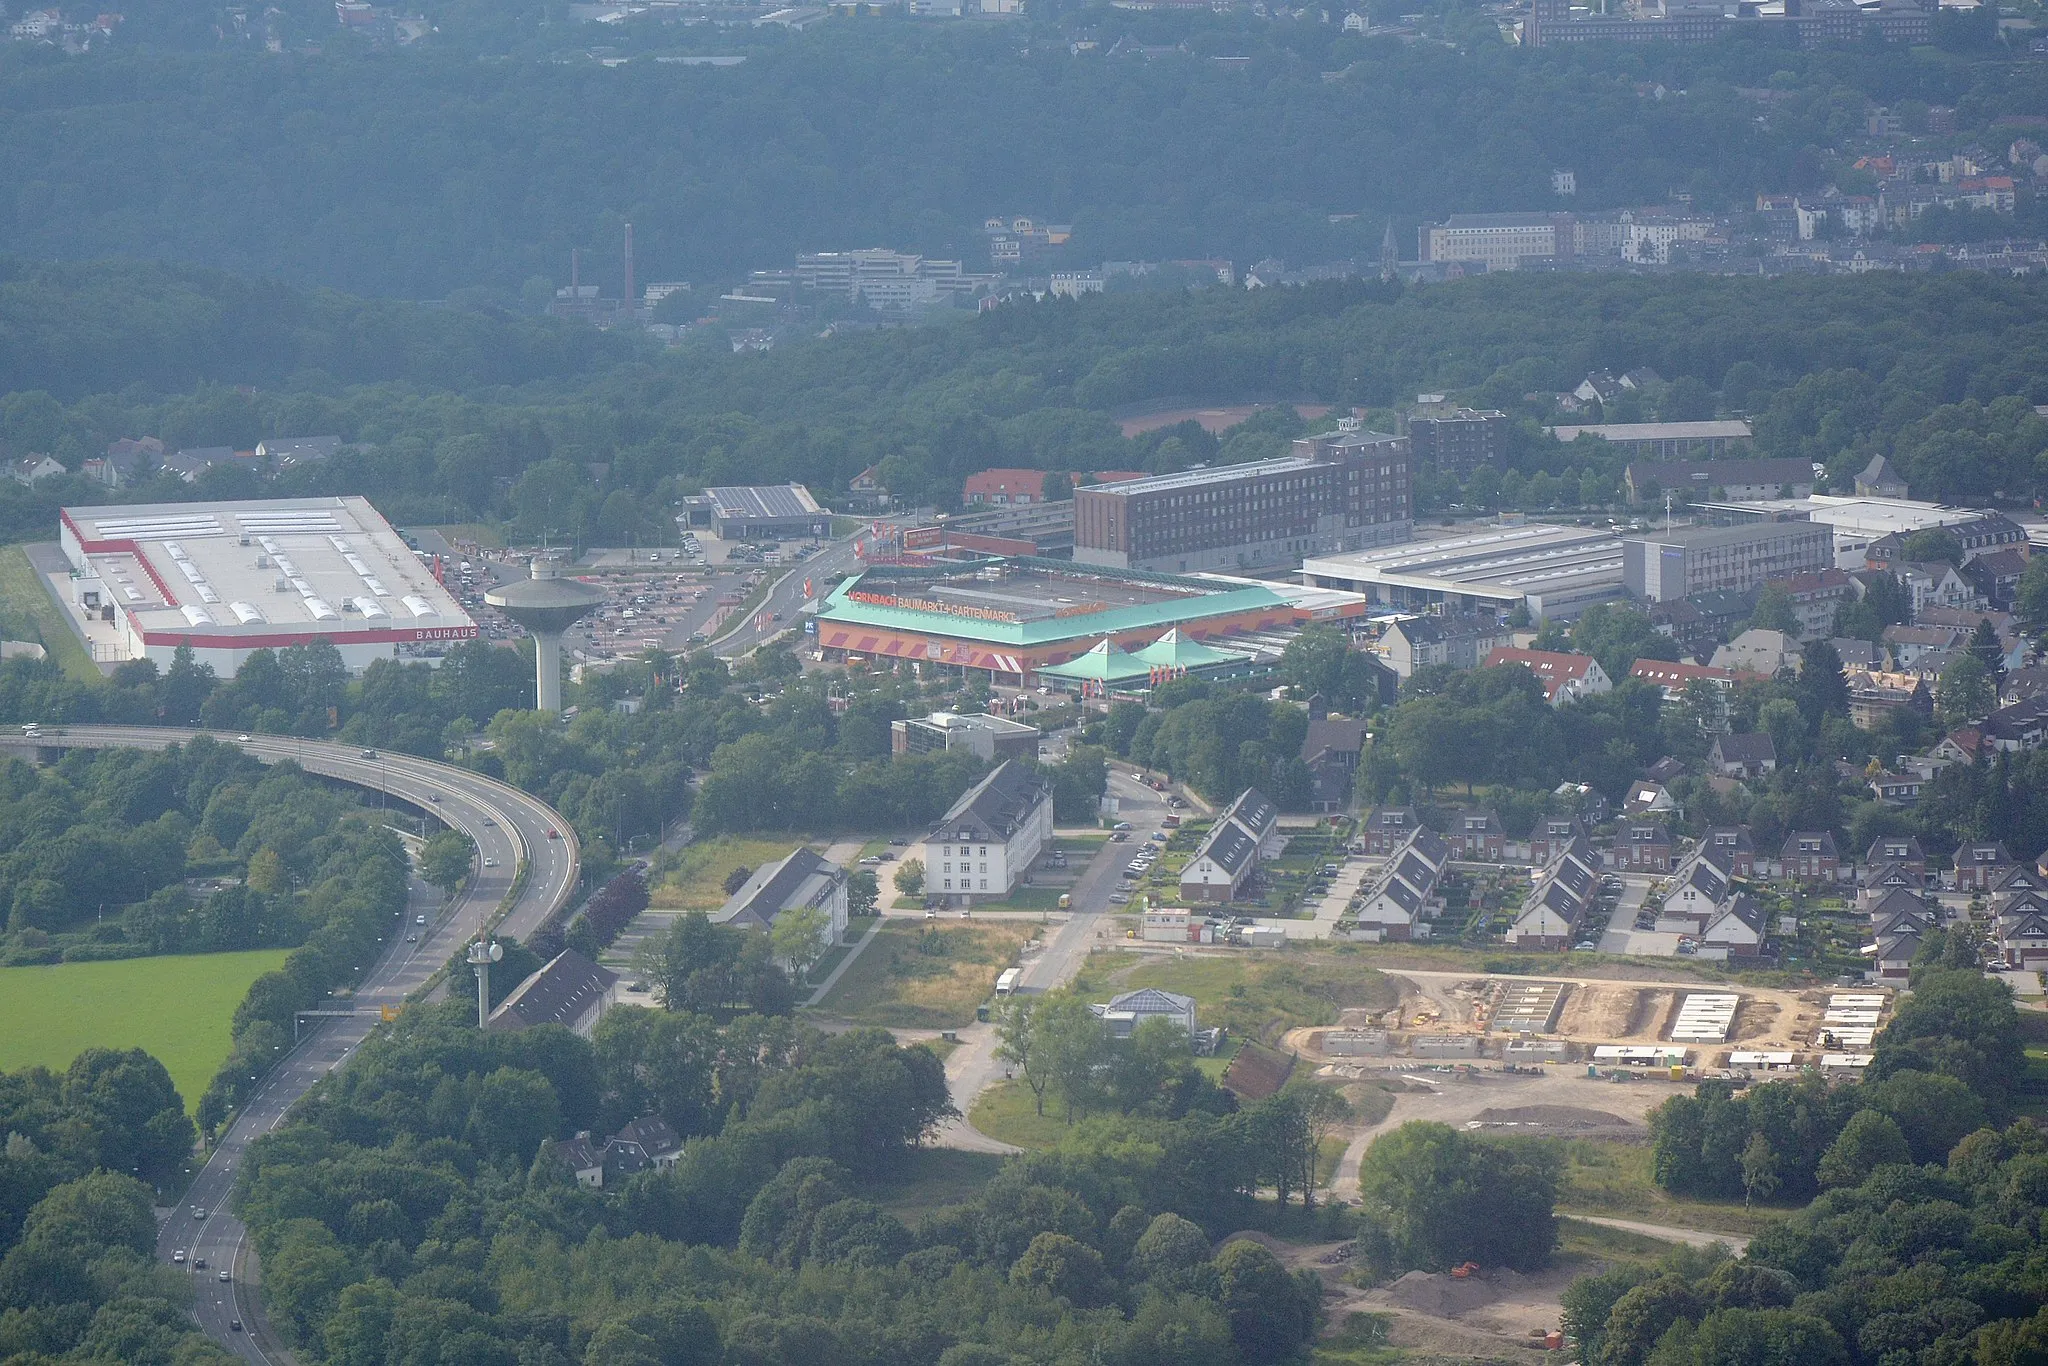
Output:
(1072, 424), (1411, 574)
(1549, 421), (1754, 462)
(813, 558), (1351, 685)
(890, 710), (1041, 761)
(56, 496), (474, 677)
(1301, 522), (1625, 622)
(678, 484), (831, 541)
(1623, 456), (1812, 503)
(1622, 521), (1833, 603)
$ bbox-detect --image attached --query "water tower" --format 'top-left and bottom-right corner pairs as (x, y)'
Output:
(485, 557), (604, 713)
(466, 938), (504, 1028)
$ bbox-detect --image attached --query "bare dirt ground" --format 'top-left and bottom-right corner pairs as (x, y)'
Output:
(1467, 1104), (1647, 1141)
(1555, 985), (1645, 1040)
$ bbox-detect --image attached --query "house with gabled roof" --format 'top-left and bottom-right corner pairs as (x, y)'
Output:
(1449, 808), (1505, 861)
(1864, 835), (1926, 875)
(1178, 787), (1281, 904)
(1361, 806), (1420, 856)
(1509, 837), (1599, 949)
(1528, 813), (1587, 867)
(1616, 821), (1675, 873)
(1482, 647), (1613, 707)
(1953, 840), (2016, 892)
(1301, 716), (1368, 813)
(1656, 849), (1734, 933)
(1349, 825), (1448, 941)
(549, 1116), (683, 1188)
(1701, 894), (1768, 958)
(920, 759), (1054, 905)
(1995, 906), (2048, 969)
(488, 950), (619, 1035)
(713, 846), (848, 955)
(1780, 831), (1842, 884)
(1703, 827), (1756, 878)
(1708, 732), (1777, 779)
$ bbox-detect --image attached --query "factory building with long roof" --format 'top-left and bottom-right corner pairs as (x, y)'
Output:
(57, 496), (474, 676)
(1300, 522), (1627, 622)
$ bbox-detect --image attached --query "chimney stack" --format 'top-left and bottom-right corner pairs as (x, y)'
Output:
(623, 222), (635, 315)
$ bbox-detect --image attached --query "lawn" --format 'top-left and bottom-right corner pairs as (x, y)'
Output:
(1111, 953), (1401, 1045)
(648, 836), (807, 911)
(969, 886), (1065, 913)
(866, 1147), (1005, 1221)
(813, 919), (1035, 1029)
(0, 544), (99, 681)
(1557, 1139), (1786, 1237)
(0, 950), (289, 1112)
(970, 1078), (1084, 1150)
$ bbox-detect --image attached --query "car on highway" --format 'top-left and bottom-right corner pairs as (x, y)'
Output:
(237, 733), (252, 742)
(483, 817), (496, 827)
(483, 857), (498, 868)
(546, 827), (559, 839)
(429, 794), (441, 803)
(230, 1321), (243, 1333)
(406, 934), (418, 943)
(219, 1270), (231, 1282)
(173, 1250), (186, 1264)
(193, 1257), (206, 1269)
(416, 914), (428, 924)
(360, 749), (378, 759)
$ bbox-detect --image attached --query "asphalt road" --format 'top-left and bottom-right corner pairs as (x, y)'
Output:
(0, 725), (581, 1364)
(934, 770), (1170, 1152)
(711, 524), (882, 657)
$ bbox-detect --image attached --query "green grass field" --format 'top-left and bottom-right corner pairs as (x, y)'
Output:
(0, 951), (288, 1111)
(0, 543), (100, 681)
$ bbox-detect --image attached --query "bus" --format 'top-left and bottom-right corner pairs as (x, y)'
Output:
(995, 968), (1022, 997)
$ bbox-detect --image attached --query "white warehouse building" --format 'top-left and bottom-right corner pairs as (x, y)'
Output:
(58, 496), (476, 677)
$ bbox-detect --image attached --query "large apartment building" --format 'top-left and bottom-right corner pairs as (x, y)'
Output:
(1407, 408), (1510, 479)
(1623, 520), (1834, 603)
(1418, 214), (1575, 271)
(1073, 424), (1411, 573)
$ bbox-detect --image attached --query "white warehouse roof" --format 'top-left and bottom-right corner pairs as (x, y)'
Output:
(60, 496), (474, 672)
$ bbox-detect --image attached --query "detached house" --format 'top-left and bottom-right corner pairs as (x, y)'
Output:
(1529, 813), (1588, 866)
(1656, 849), (1735, 933)
(1361, 806), (1420, 857)
(1300, 717), (1368, 813)
(551, 1117), (684, 1188)
(1449, 808), (1506, 861)
(1708, 732), (1778, 779)
(1615, 821), (1676, 874)
(1780, 831), (1843, 884)
(1953, 840), (2017, 892)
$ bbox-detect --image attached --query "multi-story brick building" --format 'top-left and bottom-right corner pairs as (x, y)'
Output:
(1073, 423), (1410, 573)
(1406, 408), (1510, 479)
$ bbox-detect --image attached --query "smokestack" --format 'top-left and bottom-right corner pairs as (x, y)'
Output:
(571, 247), (580, 291)
(623, 222), (636, 315)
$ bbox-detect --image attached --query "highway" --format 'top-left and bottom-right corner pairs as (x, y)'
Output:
(0, 725), (580, 1364)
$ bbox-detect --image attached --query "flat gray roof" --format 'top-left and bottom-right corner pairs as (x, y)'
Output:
(1079, 457), (1321, 497)
(1303, 523), (1624, 601)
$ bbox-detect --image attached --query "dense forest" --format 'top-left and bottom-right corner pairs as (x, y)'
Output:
(0, 738), (364, 964)
(7, 264), (2048, 539)
(1, 13), (2043, 296)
